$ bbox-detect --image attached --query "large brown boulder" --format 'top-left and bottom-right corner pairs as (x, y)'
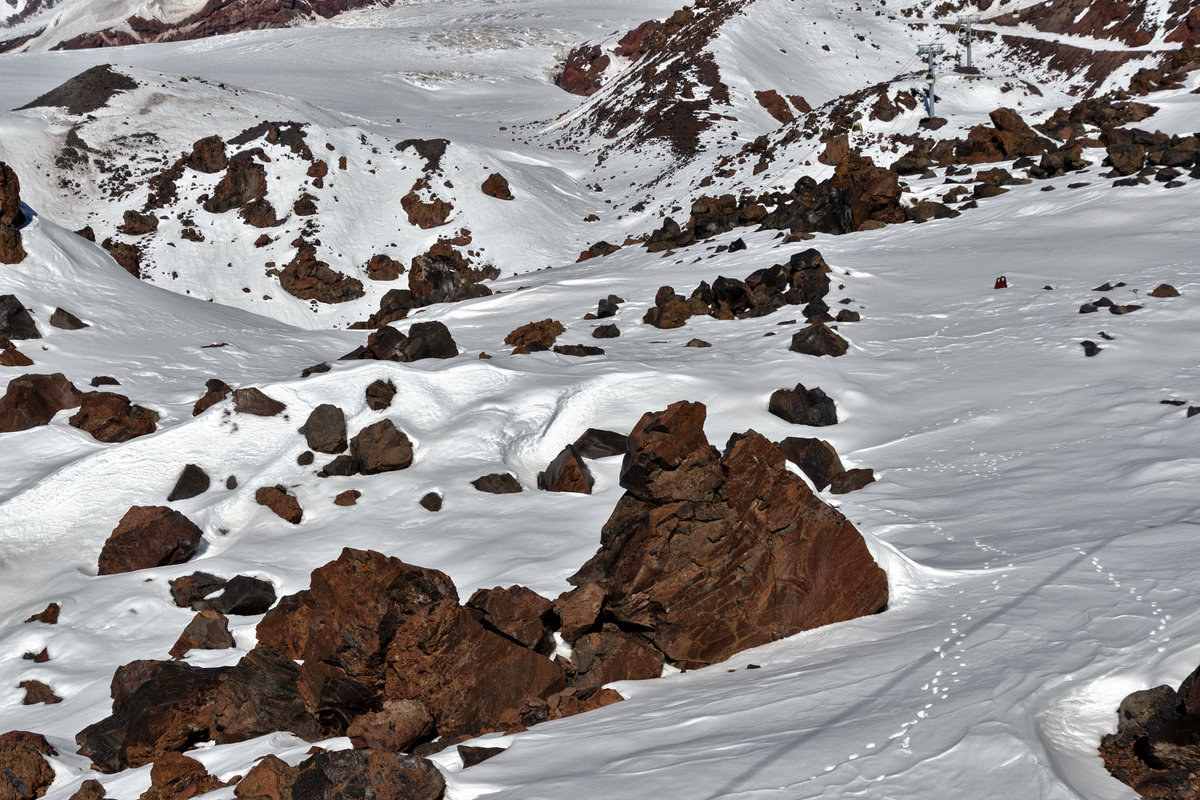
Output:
(137, 752), (225, 800)
(505, 319), (564, 353)
(346, 700), (434, 752)
(0, 373), (83, 432)
(354, 322), (457, 362)
(203, 155), (267, 214)
(570, 402), (888, 668)
(0, 163), (25, 265)
(0, 730), (56, 800)
(828, 152), (905, 231)
(255, 486), (303, 524)
(169, 610), (235, 659)
(192, 379), (231, 416)
(68, 392), (159, 442)
(789, 323), (849, 357)
(210, 647), (320, 744)
(97, 506), (204, 575)
(0, 296), (39, 340)
(299, 404), (347, 454)
(232, 388), (285, 416)
(777, 437), (845, 491)
(568, 630), (663, 688)
(768, 384), (838, 426)
(537, 445), (594, 493)
(236, 749), (444, 800)
(280, 244), (364, 304)
(466, 586), (554, 653)
(350, 420), (413, 474)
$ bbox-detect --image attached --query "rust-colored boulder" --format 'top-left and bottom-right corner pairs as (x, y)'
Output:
(406, 241), (496, 307)
(232, 387), (285, 416)
(255, 486), (303, 524)
(203, 156), (267, 214)
(68, 779), (110, 800)
(755, 89), (795, 124)
(69, 392), (159, 442)
(0, 343), (33, 367)
(0, 730), (56, 800)
(556, 44), (610, 96)
(23, 603), (59, 624)
(457, 745), (504, 768)
(366, 254), (404, 281)
(400, 190), (453, 229)
(100, 238), (142, 278)
(830, 468), (876, 494)
(346, 700), (434, 752)
(192, 379), (231, 416)
(768, 384), (838, 427)
(481, 173), (513, 200)
(466, 586), (554, 653)
(471, 473), (522, 494)
(777, 437), (845, 491)
(0, 373), (82, 432)
(0, 163), (25, 265)
(643, 286), (693, 329)
(537, 445), (594, 494)
(138, 752), (225, 800)
(280, 244), (364, 305)
(170, 573), (226, 608)
(568, 630), (663, 688)
(789, 323), (849, 357)
(545, 686), (624, 721)
(119, 209), (159, 236)
(365, 379), (396, 410)
(300, 404), (347, 454)
(505, 319), (565, 354)
(169, 610), (235, 659)
(210, 647), (319, 744)
(185, 136), (228, 174)
(350, 419), (413, 474)
(570, 402), (888, 668)
(334, 490), (360, 506)
(828, 152), (904, 230)
(0, 225), (25, 266)
(237, 749), (444, 800)
(1151, 283), (1181, 297)
(98, 506), (204, 575)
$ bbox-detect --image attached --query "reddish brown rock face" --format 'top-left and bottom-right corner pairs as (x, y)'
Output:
(255, 486), (303, 525)
(537, 445), (594, 494)
(0, 373), (82, 432)
(0, 730), (56, 800)
(280, 245), (365, 305)
(0, 162), (25, 264)
(571, 401), (888, 669)
(504, 319), (565, 354)
(466, 586), (554, 652)
(97, 506), (204, 575)
(138, 752), (225, 800)
(235, 748), (445, 800)
(555, 44), (610, 96)
(68, 392), (159, 442)
(480, 173), (513, 200)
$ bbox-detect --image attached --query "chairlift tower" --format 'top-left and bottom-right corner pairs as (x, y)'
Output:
(916, 43), (944, 118)
(956, 15), (981, 68)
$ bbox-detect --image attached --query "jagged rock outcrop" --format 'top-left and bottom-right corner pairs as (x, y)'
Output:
(0, 295), (39, 340)
(234, 748), (445, 800)
(569, 401), (888, 668)
(280, 244), (364, 304)
(505, 319), (565, 353)
(0, 162), (26, 264)
(169, 610), (235, 659)
(97, 506), (204, 575)
(537, 445), (594, 493)
(68, 392), (159, 442)
(769, 384), (838, 427)
(300, 404), (347, 454)
(0, 730), (56, 800)
(347, 321), (457, 363)
(167, 464), (210, 502)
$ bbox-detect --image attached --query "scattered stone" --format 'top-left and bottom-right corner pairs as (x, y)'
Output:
(194, 576), (276, 616)
(572, 428), (628, 459)
(350, 419), (413, 474)
(226, 476), (237, 489)
(553, 344), (605, 357)
(538, 445), (595, 494)
(299, 404), (347, 454)
(0, 296), (40, 340)
(98, 506), (203, 575)
(298, 451), (315, 466)
(19, 679), (62, 704)
(777, 437), (845, 491)
(685, 338), (711, 347)
(830, 468), (877, 494)
(69, 392), (159, 442)
(789, 323), (849, 357)
(0, 342), (33, 367)
(592, 324), (620, 338)
(334, 490), (360, 507)
(768, 384), (838, 426)
(90, 376), (119, 387)
(300, 362), (330, 378)
(0, 730), (56, 800)
(471, 473), (522, 494)
(169, 610), (235, 659)
(1081, 340), (1103, 357)
(50, 308), (88, 330)
(419, 492), (443, 512)
(365, 254), (404, 282)
(167, 464), (210, 502)
(169, 573), (227, 608)
(255, 486), (303, 525)
(318, 456), (355, 478)
(192, 379), (232, 416)
(505, 319), (565, 354)
(365, 379), (397, 410)
(23, 648), (49, 663)
(24, 603), (60, 624)
(137, 752), (225, 800)
(481, 173), (514, 200)
(0, 373), (83, 432)
(232, 388), (286, 416)
(1150, 283), (1181, 297)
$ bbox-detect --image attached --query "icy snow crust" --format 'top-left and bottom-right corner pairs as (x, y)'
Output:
(0, 0), (1198, 798)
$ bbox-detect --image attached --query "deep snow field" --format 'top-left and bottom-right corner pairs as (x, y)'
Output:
(1, 0), (1199, 798)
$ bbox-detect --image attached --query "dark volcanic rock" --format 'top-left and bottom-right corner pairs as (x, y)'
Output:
(237, 748), (444, 800)
(350, 419), (413, 474)
(568, 630), (663, 688)
(0, 295), (40, 340)
(68, 779), (110, 800)
(98, 506), (204, 575)
(365, 379), (397, 410)
(0, 730), (57, 800)
(69, 392), (159, 442)
(481, 172), (514, 200)
(365, 254), (404, 282)
(768, 384), (838, 427)
(167, 464), (210, 502)
(0, 161), (24, 228)
(138, 752), (225, 800)
(211, 647), (319, 745)
(471, 473), (522, 494)
(789, 323), (849, 357)
(255, 486), (303, 525)
(300, 404), (347, 454)
(537, 445), (595, 493)
(170, 573), (227, 608)
(777, 437), (845, 491)
(572, 428), (629, 459)
(203, 155), (267, 214)
(24, 602), (60, 624)
(280, 244), (364, 305)
(458, 745), (504, 768)
(829, 468), (876, 494)
(553, 583), (606, 642)
(0, 373), (83, 432)
(569, 401), (888, 668)
(17, 65), (138, 115)
(346, 700), (434, 753)
(419, 492), (442, 512)
(505, 319), (565, 354)
(354, 321), (458, 362)
(20, 679), (62, 705)
(466, 585), (554, 653)
(194, 576), (277, 616)
(192, 379), (231, 416)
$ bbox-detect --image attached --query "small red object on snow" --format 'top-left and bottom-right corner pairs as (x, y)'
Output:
(994, 276), (1008, 289)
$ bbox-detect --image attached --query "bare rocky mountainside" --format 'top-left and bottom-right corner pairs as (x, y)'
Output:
(0, 0), (1199, 798)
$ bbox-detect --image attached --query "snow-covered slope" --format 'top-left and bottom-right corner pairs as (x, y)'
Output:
(0, 0), (1199, 798)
